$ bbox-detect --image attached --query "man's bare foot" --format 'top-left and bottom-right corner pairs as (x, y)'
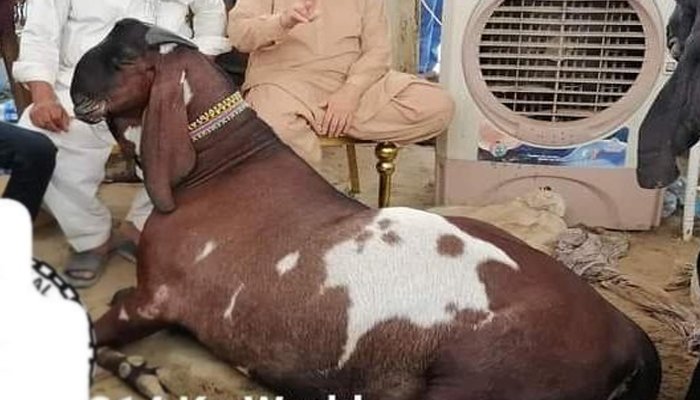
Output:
(113, 222), (141, 264)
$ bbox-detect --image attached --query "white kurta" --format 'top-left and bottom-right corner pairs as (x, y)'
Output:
(12, 0), (229, 252)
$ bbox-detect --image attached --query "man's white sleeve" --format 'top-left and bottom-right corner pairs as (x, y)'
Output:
(12, 0), (71, 85)
(190, 0), (230, 55)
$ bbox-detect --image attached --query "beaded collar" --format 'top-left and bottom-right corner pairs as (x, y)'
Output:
(187, 91), (249, 143)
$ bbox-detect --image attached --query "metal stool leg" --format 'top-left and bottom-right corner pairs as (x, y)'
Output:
(375, 142), (398, 208)
(684, 142), (700, 241)
(346, 144), (360, 196)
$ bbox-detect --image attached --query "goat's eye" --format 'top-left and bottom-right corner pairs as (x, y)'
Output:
(110, 56), (136, 70)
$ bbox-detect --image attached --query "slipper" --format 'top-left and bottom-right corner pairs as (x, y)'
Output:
(62, 250), (110, 289)
(114, 240), (138, 264)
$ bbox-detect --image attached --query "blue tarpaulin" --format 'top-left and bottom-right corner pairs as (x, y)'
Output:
(0, 59), (17, 123)
(419, 0), (442, 75)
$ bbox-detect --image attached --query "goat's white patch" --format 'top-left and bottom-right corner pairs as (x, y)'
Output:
(276, 251), (300, 276)
(235, 366), (250, 377)
(322, 207), (518, 366)
(137, 285), (170, 320)
(123, 126), (142, 156)
(195, 241), (217, 264)
(122, 126), (144, 180)
(118, 307), (129, 322)
(160, 43), (176, 54)
(223, 284), (245, 320)
(180, 71), (193, 105)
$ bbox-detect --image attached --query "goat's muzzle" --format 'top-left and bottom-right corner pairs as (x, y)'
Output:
(73, 96), (108, 125)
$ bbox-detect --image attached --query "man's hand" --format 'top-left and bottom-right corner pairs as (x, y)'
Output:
(280, 0), (320, 30)
(27, 81), (70, 133)
(319, 84), (363, 137)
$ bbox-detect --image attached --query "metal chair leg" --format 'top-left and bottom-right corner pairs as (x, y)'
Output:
(375, 142), (398, 208)
(346, 144), (361, 196)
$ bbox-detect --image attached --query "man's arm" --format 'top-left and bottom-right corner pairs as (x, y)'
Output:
(317, 0), (391, 136)
(12, 0), (71, 132)
(12, 0), (70, 88)
(229, 0), (319, 53)
(190, 0), (230, 56)
(343, 0), (392, 94)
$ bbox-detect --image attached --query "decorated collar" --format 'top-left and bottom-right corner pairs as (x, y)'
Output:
(187, 91), (249, 143)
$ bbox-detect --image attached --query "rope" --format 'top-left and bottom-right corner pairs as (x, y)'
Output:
(554, 227), (699, 351)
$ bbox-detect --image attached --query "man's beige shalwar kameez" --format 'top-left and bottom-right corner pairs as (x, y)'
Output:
(228, 0), (454, 164)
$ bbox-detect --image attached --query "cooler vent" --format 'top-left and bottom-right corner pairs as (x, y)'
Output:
(478, 0), (646, 123)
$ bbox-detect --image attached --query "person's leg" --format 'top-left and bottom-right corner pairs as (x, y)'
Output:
(120, 128), (149, 255)
(112, 187), (152, 264)
(18, 103), (115, 287)
(245, 85), (322, 166)
(0, 121), (56, 220)
(348, 79), (454, 144)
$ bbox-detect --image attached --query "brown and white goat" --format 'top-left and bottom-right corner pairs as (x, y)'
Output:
(71, 19), (661, 400)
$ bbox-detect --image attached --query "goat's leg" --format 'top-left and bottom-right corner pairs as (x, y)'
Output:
(94, 288), (171, 398)
(95, 287), (166, 347)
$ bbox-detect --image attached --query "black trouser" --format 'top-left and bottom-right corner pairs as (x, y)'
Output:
(0, 121), (56, 221)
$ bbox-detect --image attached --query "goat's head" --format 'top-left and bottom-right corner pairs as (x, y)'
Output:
(71, 19), (199, 213)
(637, 2), (700, 188)
(71, 18), (197, 123)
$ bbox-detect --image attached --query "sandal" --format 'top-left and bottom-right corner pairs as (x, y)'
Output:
(62, 250), (110, 289)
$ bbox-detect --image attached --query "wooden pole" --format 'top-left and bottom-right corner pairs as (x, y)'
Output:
(386, 0), (419, 74)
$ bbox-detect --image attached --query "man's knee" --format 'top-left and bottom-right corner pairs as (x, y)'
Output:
(245, 86), (298, 121)
(10, 127), (57, 173)
(420, 86), (455, 128)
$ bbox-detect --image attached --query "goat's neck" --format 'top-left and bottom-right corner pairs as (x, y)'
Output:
(181, 110), (367, 221)
(177, 57), (365, 217)
(183, 109), (285, 187)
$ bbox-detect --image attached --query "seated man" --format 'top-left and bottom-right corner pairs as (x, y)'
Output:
(13, 0), (230, 287)
(228, 0), (455, 165)
(0, 121), (56, 221)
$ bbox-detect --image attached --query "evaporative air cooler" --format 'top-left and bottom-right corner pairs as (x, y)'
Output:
(436, 0), (677, 230)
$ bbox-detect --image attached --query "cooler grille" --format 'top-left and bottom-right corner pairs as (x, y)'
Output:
(478, 0), (646, 123)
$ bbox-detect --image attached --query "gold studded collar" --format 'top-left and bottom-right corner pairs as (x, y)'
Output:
(187, 91), (249, 143)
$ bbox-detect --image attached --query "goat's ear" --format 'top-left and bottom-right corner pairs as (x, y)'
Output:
(141, 57), (195, 213)
(145, 25), (198, 50)
(637, 37), (700, 189)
